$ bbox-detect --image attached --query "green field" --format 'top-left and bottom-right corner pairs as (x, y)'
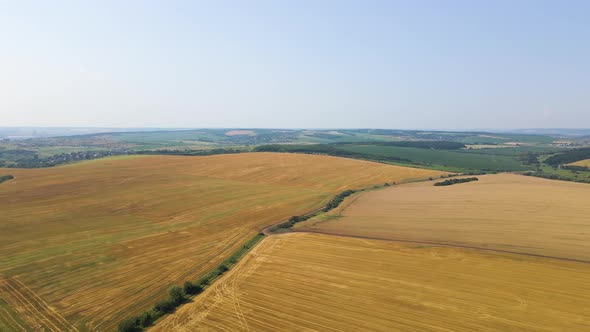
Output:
(335, 145), (533, 172)
(461, 146), (561, 156)
(532, 165), (590, 183)
(1, 128), (561, 169)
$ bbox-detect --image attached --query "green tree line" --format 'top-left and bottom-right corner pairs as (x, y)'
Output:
(0, 174), (14, 184)
(334, 141), (466, 150)
(269, 189), (358, 232)
(434, 177), (479, 186)
(254, 144), (412, 163)
(118, 233), (264, 332)
(545, 147), (590, 166)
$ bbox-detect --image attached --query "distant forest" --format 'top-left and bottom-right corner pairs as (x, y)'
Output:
(545, 147), (590, 166)
(254, 144), (412, 163)
(334, 141), (466, 150)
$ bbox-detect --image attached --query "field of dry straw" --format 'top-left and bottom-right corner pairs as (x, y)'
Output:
(0, 153), (443, 331)
(153, 232), (590, 331)
(300, 173), (590, 261)
(570, 158), (590, 167)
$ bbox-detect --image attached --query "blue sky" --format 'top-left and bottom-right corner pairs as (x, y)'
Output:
(1, 0), (588, 129)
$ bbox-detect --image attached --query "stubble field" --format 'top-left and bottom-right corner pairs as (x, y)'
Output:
(0, 153), (443, 331)
(570, 158), (590, 167)
(152, 232), (590, 331)
(300, 174), (590, 261)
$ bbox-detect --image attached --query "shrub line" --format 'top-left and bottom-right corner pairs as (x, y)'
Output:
(522, 171), (590, 184)
(267, 189), (362, 232)
(0, 174), (14, 184)
(265, 175), (453, 234)
(117, 233), (265, 332)
(433, 177), (478, 186)
(118, 175), (452, 331)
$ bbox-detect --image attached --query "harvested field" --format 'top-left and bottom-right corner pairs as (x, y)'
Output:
(300, 173), (590, 261)
(0, 153), (442, 331)
(152, 232), (590, 331)
(570, 159), (590, 167)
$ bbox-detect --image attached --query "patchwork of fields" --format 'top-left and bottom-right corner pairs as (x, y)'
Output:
(0, 153), (444, 331)
(152, 232), (590, 331)
(300, 174), (590, 261)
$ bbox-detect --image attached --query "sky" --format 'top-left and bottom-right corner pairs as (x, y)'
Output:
(0, 0), (589, 129)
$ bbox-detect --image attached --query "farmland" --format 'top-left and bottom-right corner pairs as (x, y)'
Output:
(255, 142), (562, 173)
(334, 144), (535, 172)
(0, 153), (443, 331)
(152, 232), (590, 331)
(532, 164), (590, 183)
(570, 158), (590, 167)
(300, 174), (590, 261)
(1, 128), (563, 169)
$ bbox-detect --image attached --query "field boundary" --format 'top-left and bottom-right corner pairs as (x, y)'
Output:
(292, 229), (590, 264)
(117, 233), (265, 332)
(286, 173), (590, 264)
(129, 178), (434, 330)
(261, 205), (327, 236)
(254, 149), (468, 172)
(261, 175), (458, 235)
(254, 145), (530, 173)
(522, 170), (590, 184)
(143, 172), (590, 330)
(122, 176), (448, 331)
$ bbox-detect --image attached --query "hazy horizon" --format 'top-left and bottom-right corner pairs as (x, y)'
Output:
(3, 125), (590, 130)
(1, 0), (589, 129)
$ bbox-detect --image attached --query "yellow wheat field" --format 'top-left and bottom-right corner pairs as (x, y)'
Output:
(152, 232), (590, 331)
(0, 153), (443, 331)
(301, 173), (590, 261)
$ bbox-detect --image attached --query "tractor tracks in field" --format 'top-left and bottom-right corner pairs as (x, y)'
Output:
(263, 213), (590, 264)
(260, 188), (590, 265)
(0, 277), (78, 332)
(288, 230), (590, 265)
(156, 177), (590, 330)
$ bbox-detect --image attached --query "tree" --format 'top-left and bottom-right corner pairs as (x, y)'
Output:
(169, 285), (184, 305)
(118, 318), (138, 332)
(138, 311), (153, 327)
(154, 300), (175, 313)
(183, 280), (203, 295)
